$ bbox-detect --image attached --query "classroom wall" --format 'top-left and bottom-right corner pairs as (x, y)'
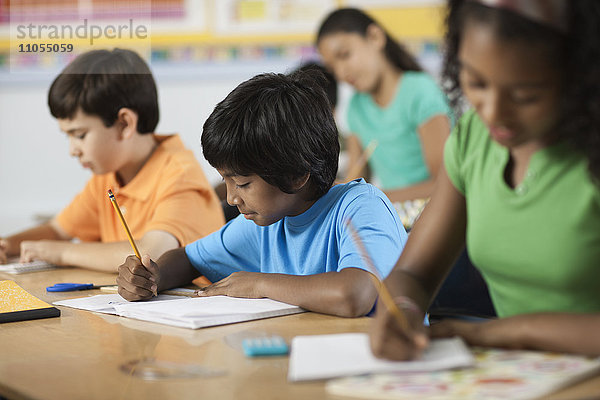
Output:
(0, 0), (445, 236)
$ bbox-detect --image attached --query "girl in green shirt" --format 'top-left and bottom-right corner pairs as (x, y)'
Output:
(370, 0), (600, 359)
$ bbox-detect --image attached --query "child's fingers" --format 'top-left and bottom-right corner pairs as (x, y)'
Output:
(195, 282), (222, 297)
(141, 254), (159, 278)
(140, 255), (159, 296)
(19, 245), (36, 263)
(117, 255), (157, 299)
(116, 278), (154, 301)
(369, 298), (429, 360)
(412, 331), (429, 351)
(116, 268), (156, 300)
(122, 255), (152, 279)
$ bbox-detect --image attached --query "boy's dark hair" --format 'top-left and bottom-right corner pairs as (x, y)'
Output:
(48, 48), (159, 133)
(202, 71), (340, 200)
(294, 61), (338, 109)
(316, 8), (422, 73)
(443, 0), (600, 182)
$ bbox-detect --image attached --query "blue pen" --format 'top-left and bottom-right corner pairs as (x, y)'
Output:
(46, 283), (113, 292)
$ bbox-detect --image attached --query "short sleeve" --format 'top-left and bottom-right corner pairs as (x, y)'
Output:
(444, 110), (483, 195)
(55, 179), (101, 241)
(410, 75), (452, 127)
(337, 187), (408, 279)
(346, 93), (362, 136)
(444, 123), (466, 195)
(185, 216), (261, 283)
(144, 181), (223, 246)
(142, 157), (224, 246)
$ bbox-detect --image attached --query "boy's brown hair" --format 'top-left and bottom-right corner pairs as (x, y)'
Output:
(48, 48), (159, 133)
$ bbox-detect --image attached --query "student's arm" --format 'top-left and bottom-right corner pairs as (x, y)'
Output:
(117, 247), (200, 301)
(383, 115), (450, 203)
(197, 267), (378, 317)
(430, 311), (600, 357)
(343, 134), (370, 182)
(0, 222), (68, 263)
(370, 166), (468, 360)
(19, 225), (179, 272)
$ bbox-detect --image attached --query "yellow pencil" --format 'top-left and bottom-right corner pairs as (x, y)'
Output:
(345, 219), (410, 332)
(345, 139), (378, 181)
(107, 189), (141, 260)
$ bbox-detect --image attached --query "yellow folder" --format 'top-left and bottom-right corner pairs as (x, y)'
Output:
(0, 280), (60, 323)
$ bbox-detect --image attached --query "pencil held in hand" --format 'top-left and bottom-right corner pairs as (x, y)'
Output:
(345, 139), (378, 181)
(345, 219), (410, 332)
(107, 189), (141, 259)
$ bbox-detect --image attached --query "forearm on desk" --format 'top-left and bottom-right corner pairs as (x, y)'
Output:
(257, 268), (378, 318)
(431, 313), (600, 357)
(57, 240), (153, 272)
(1, 223), (64, 257)
(48, 230), (179, 272)
(384, 179), (436, 203)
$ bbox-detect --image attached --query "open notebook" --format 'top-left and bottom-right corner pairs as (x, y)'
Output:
(54, 294), (304, 329)
(325, 346), (600, 400)
(288, 333), (474, 382)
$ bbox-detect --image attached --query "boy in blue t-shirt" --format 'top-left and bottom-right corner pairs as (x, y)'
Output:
(117, 71), (407, 317)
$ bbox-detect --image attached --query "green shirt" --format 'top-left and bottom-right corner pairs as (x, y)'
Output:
(445, 110), (600, 317)
(347, 71), (451, 190)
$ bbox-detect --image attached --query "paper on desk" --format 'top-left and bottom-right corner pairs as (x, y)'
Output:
(0, 259), (56, 274)
(288, 333), (474, 382)
(54, 294), (305, 329)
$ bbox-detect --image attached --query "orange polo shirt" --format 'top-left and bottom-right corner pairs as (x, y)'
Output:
(56, 134), (224, 245)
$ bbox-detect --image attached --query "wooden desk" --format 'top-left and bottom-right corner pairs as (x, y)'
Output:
(1, 268), (599, 400)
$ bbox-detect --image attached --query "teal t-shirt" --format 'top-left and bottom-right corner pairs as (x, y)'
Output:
(445, 110), (600, 317)
(347, 71), (451, 190)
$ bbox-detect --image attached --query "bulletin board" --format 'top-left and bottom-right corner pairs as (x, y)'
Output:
(0, 0), (446, 75)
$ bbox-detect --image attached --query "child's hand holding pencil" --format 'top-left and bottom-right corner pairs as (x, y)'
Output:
(108, 189), (159, 301)
(368, 295), (429, 361)
(345, 219), (429, 361)
(116, 254), (160, 301)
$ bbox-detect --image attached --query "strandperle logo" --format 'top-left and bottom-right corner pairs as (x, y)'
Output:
(15, 19), (149, 45)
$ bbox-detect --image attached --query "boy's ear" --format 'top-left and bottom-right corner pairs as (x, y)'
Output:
(293, 173), (311, 191)
(116, 108), (139, 140)
(366, 23), (386, 51)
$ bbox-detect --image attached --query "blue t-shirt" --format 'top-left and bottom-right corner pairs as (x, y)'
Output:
(185, 179), (407, 283)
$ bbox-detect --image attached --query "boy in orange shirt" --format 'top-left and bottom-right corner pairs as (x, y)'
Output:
(0, 48), (224, 272)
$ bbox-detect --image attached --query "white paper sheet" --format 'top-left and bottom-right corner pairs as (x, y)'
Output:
(288, 333), (474, 381)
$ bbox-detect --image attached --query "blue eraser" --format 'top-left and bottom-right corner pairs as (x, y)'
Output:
(242, 336), (289, 357)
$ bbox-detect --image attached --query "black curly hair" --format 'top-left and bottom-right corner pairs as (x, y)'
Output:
(201, 70), (339, 201)
(442, 0), (600, 183)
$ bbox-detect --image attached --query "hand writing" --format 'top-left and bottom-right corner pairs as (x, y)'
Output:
(117, 254), (159, 301)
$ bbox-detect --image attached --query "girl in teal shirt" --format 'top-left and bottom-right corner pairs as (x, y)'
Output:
(370, 0), (600, 358)
(317, 8), (452, 203)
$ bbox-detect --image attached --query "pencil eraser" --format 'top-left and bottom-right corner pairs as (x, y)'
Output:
(242, 336), (289, 357)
